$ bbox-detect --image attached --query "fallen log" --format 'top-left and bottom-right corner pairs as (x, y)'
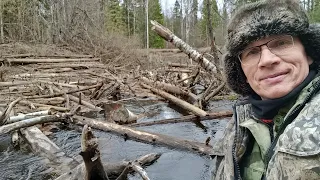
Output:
(0, 113), (69, 135)
(55, 153), (161, 180)
(71, 115), (215, 156)
(7, 58), (100, 64)
(52, 86), (102, 111)
(127, 110), (232, 127)
(151, 20), (217, 74)
(8, 110), (51, 123)
(19, 100), (69, 112)
(141, 77), (198, 103)
(20, 126), (79, 172)
(37, 63), (105, 69)
(140, 83), (207, 116)
(25, 82), (103, 99)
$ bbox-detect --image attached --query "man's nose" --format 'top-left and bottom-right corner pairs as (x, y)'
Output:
(258, 45), (280, 67)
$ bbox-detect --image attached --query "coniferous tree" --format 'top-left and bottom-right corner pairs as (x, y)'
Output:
(148, 0), (164, 48)
(172, 0), (182, 38)
(106, 0), (125, 33)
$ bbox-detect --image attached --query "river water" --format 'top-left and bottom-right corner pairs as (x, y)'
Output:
(0, 99), (233, 180)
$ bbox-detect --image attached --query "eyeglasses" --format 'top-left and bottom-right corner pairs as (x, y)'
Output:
(238, 35), (295, 65)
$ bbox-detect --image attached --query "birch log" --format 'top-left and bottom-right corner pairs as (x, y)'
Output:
(151, 20), (217, 74)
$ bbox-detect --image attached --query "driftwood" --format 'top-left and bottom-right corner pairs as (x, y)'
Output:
(55, 153), (161, 180)
(37, 63), (105, 69)
(0, 113), (69, 134)
(8, 110), (51, 123)
(52, 86), (102, 111)
(71, 115), (215, 156)
(140, 83), (207, 116)
(19, 100), (69, 112)
(128, 110), (232, 127)
(204, 82), (226, 102)
(20, 126), (79, 172)
(25, 82), (103, 99)
(168, 62), (197, 68)
(140, 77), (198, 103)
(7, 58), (100, 64)
(0, 97), (22, 125)
(151, 20), (217, 74)
(2, 53), (94, 59)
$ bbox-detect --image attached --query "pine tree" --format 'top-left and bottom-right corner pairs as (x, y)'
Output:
(200, 0), (221, 43)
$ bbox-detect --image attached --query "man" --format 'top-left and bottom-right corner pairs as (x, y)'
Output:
(213, 0), (320, 179)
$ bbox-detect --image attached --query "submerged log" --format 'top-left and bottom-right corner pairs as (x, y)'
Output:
(71, 115), (215, 156)
(55, 153), (161, 180)
(20, 126), (79, 172)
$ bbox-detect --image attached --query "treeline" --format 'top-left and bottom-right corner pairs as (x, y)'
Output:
(0, 0), (319, 49)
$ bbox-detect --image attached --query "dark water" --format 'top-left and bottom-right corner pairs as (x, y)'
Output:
(0, 99), (233, 180)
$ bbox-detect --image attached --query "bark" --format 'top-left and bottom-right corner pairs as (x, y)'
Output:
(140, 83), (207, 116)
(19, 100), (70, 112)
(128, 110), (232, 127)
(71, 115), (215, 156)
(37, 63), (105, 69)
(204, 82), (226, 102)
(151, 20), (217, 74)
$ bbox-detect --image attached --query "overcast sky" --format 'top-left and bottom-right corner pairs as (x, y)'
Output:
(160, 0), (223, 16)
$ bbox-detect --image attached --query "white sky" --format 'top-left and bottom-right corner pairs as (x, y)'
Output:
(160, 0), (223, 16)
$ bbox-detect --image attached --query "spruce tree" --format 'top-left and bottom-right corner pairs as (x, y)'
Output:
(148, 0), (164, 48)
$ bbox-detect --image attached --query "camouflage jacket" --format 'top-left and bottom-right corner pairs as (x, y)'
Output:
(212, 75), (320, 180)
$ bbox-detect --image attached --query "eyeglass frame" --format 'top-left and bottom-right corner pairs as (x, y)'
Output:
(237, 35), (295, 65)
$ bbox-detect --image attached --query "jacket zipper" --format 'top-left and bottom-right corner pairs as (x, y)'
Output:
(232, 105), (241, 180)
(264, 81), (320, 169)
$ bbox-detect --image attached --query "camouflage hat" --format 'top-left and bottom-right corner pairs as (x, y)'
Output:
(223, 0), (320, 96)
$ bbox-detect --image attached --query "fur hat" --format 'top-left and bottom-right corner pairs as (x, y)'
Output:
(223, 0), (320, 96)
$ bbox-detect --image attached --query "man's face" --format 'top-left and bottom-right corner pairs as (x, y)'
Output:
(240, 35), (313, 99)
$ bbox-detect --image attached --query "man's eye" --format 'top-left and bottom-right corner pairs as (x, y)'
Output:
(244, 48), (260, 57)
(272, 39), (291, 48)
